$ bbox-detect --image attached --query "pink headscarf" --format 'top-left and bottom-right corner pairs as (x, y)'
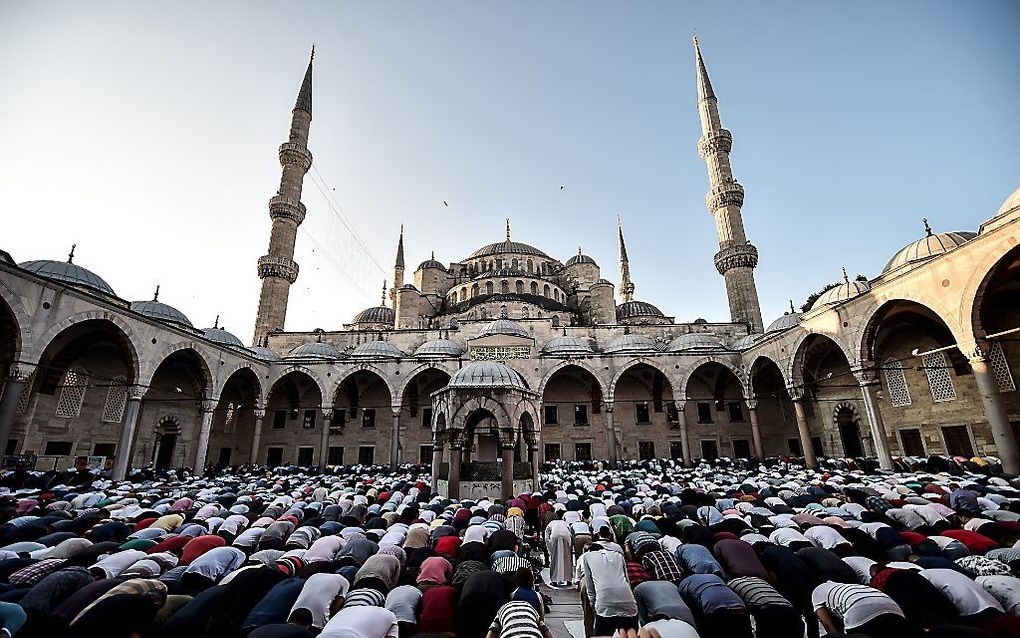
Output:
(416, 556), (452, 585)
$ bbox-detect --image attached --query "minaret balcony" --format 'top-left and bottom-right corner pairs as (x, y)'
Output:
(705, 181), (745, 211)
(278, 142), (313, 171)
(268, 195), (307, 225)
(258, 255), (300, 283)
(697, 129), (733, 158)
(714, 243), (758, 274)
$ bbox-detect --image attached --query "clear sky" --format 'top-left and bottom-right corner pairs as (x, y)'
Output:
(2, 1), (1018, 342)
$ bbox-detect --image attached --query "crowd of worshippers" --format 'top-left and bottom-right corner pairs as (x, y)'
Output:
(0, 456), (1012, 638)
(544, 456), (1020, 638)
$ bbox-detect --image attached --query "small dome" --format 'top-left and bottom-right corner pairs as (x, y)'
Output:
(883, 228), (975, 273)
(565, 252), (596, 267)
(286, 341), (341, 360)
(542, 335), (594, 356)
(249, 346), (281, 361)
(130, 300), (193, 328)
(731, 334), (762, 350)
(414, 339), (464, 358)
(996, 186), (1020, 218)
(20, 259), (116, 296)
(766, 312), (802, 333)
(448, 361), (527, 389)
(417, 258), (445, 271)
(616, 301), (665, 321)
(480, 318), (529, 339)
(604, 333), (656, 354)
(350, 340), (403, 359)
(468, 241), (550, 259)
(353, 306), (395, 325)
(811, 275), (872, 310)
(203, 326), (244, 348)
(666, 333), (726, 352)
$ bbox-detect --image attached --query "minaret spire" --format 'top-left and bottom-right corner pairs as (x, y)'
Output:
(153, 285), (160, 302)
(253, 49), (315, 346)
(381, 280), (388, 307)
(617, 215), (635, 303)
(693, 35), (764, 332)
(505, 218), (511, 242)
(391, 225), (405, 302)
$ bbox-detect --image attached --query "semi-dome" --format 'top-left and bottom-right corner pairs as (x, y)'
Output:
(616, 300), (665, 321)
(811, 272), (872, 310)
(20, 258), (116, 296)
(130, 299), (193, 328)
(996, 186), (1020, 218)
(414, 338), (464, 358)
(249, 346), (281, 361)
(203, 326), (244, 348)
(353, 306), (395, 325)
(469, 241), (550, 259)
(565, 251), (596, 267)
(604, 333), (656, 354)
(542, 335), (594, 356)
(479, 318), (529, 339)
(731, 334), (762, 350)
(883, 223), (975, 273)
(286, 341), (342, 360)
(350, 340), (403, 359)
(666, 333), (726, 352)
(766, 311), (802, 333)
(448, 361), (527, 389)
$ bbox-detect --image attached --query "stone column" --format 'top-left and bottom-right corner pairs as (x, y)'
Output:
(971, 353), (1020, 474)
(604, 401), (618, 464)
(318, 409), (332, 471)
(792, 397), (817, 468)
(858, 381), (893, 470)
(677, 402), (691, 467)
(431, 438), (444, 494)
(529, 444), (540, 491)
(746, 399), (764, 460)
(448, 444), (462, 500)
(390, 407), (401, 469)
(250, 408), (265, 465)
(500, 438), (514, 499)
(192, 400), (217, 474)
(0, 364), (34, 453)
(113, 388), (144, 481)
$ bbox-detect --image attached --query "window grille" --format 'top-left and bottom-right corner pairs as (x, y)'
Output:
(101, 376), (128, 423)
(55, 367), (89, 418)
(16, 371), (35, 414)
(922, 351), (956, 402)
(988, 341), (1016, 392)
(222, 403), (237, 432)
(883, 360), (911, 407)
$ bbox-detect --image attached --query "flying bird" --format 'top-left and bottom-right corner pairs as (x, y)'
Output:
(442, 201), (449, 207)
(560, 185), (564, 190)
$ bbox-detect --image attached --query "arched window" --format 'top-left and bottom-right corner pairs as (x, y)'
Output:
(511, 258), (519, 270)
(554, 289), (560, 302)
(459, 288), (466, 302)
(101, 375), (128, 423)
(223, 403), (237, 433)
(486, 281), (494, 295)
(471, 283), (479, 298)
(543, 284), (550, 297)
(495, 258), (503, 270)
(922, 352), (956, 402)
(527, 259), (533, 273)
(530, 282), (538, 295)
(541, 263), (547, 275)
(515, 280), (524, 295)
(16, 370), (36, 414)
(55, 366), (89, 418)
(883, 359), (911, 407)
(501, 280), (510, 294)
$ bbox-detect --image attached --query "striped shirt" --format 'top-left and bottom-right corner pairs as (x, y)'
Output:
(488, 600), (549, 638)
(343, 587), (386, 609)
(811, 582), (903, 630)
(728, 576), (793, 611)
(493, 554), (533, 574)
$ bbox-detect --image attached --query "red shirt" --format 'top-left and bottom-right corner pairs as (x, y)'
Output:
(941, 529), (999, 554)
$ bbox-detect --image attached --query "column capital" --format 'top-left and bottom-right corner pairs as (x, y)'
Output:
(744, 399), (758, 410)
(127, 385), (146, 402)
(391, 405), (402, 418)
(200, 399), (218, 413)
(7, 362), (37, 382)
(319, 407), (333, 420)
(603, 401), (614, 414)
(253, 407), (266, 419)
(786, 385), (805, 401)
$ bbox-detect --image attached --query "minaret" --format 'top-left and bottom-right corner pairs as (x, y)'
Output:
(252, 48), (315, 346)
(391, 225), (405, 302)
(617, 215), (635, 303)
(693, 35), (764, 332)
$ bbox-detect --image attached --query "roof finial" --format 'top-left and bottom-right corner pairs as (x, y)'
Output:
(214, 314), (220, 329)
(153, 285), (160, 302)
(431, 250), (435, 260)
(841, 267), (850, 284)
(922, 217), (933, 236)
(310, 44), (315, 61)
(381, 280), (387, 307)
(578, 246), (582, 255)
(505, 218), (511, 242)
(67, 244), (76, 264)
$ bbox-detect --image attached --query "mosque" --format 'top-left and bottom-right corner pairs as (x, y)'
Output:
(1, 37), (1018, 497)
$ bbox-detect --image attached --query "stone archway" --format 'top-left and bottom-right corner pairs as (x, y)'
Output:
(833, 402), (864, 458)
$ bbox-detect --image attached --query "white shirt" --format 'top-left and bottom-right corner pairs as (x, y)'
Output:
(805, 526), (850, 550)
(576, 549), (638, 618)
(920, 568), (1004, 616)
(842, 556), (877, 585)
(976, 575), (1020, 616)
(811, 582), (904, 630)
(769, 528), (809, 547)
(320, 605), (399, 638)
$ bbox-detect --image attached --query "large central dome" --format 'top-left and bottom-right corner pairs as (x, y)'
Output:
(468, 240), (550, 259)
